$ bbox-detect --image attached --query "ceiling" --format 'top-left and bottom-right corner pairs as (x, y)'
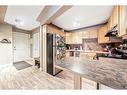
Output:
(52, 6), (114, 31)
(4, 6), (44, 30)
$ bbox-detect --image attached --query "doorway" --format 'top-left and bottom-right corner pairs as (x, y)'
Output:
(13, 32), (31, 62)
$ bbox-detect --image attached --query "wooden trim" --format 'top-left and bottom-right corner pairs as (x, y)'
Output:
(40, 25), (47, 72)
(40, 25), (42, 71)
(47, 24), (66, 37)
(74, 74), (82, 89)
(49, 23), (63, 30)
(0, 6), (7, 23)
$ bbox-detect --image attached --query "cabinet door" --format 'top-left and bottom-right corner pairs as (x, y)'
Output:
(82, 31), (89, 38)
(107, 6), (118, 31)
(112, 6), (118, 27)
(107, 15), (113, 30)
(89, 30), (97, 38)
(67, 32), (82, 44)
(66, 33), (72, 44)
(73, 32), (82, 44)
(107, 6), (126, 37)
(98, 25), (109, 43)
(118, 6), (126, 36)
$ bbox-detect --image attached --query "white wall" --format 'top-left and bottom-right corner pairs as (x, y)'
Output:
(32, 28), (40, 58)
(0, 24), (12, 65)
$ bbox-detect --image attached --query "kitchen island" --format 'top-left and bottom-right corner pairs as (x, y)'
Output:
(56, 57), (127, 89)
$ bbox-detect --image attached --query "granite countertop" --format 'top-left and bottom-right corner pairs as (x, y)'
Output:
(66, 49), (83, 52)
(56, 57), (127, 89)
(66, 49), (96, 52)
(66, 50), (109, 54)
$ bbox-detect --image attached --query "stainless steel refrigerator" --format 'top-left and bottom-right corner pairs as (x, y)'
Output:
(47, 33), (65, 75)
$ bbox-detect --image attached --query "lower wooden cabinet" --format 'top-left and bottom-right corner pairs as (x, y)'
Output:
(80, 52), (96, 60)
(66, 51), (70, 57)
(82, 78), (98, 90)
(82, 78), (114, 90)
(100, 84), (114, 90)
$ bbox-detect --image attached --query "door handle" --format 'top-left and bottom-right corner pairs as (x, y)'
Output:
(13, 46), (16, 50)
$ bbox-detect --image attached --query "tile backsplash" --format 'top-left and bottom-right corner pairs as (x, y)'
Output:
(82, 38), (102, 51)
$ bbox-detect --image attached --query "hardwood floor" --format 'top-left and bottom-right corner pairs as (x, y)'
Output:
(0, 59), (112, 90)
(0, 64), (72, 89)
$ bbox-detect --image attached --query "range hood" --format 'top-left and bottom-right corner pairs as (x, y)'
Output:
(105, 25), (118, 37)
(105, 25), (122, 43)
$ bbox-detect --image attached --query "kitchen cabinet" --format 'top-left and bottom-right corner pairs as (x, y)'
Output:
(66, 51), (70, 57)
(66, 29), (98, 44)
(107, 6), (126, 37)
(66, 32), (72, 44)
(47, 25), (66, 37)
(66, 32), (82, 44)
(113, 6), (118, 27)
(80, 52), (96, 60)
(82, 31), (90, 38)
(98, 25), (109, 44)
(82, 30), (97, 38)
(107, 6), (118, 30)
(98, 6), (126, 43)
(72, 32), (82, 44)
(118, 6), (126, 36)
(89, 30), (98, 38)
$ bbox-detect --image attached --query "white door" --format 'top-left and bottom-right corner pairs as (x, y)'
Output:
(33, 32), (40, 58)
(13, 32), (30, 62)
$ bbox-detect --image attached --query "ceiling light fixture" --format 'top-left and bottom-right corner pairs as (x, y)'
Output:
(73, 21), (80, 27)
(15, 19), (24, 26)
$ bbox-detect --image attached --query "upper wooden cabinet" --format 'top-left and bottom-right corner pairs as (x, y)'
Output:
(66, 29), (98, 44)
(118, 6), (126, 37)
(47, 25), (66, 37)
(98, 25), (109, 43)
(89, 30), (98, 38)
(72, 32), (82, 44)
(107, 6), (118, 31)
(66, 32), (72, 44)
(98, 6), (126, 44)
(107, 6), (126, 37)
(66, 32), (82, 44)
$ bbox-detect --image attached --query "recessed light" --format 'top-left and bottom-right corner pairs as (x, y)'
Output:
(73, 21), (80, 27)
(15, 19), (24, 26)
(19, 21), (24, 25)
